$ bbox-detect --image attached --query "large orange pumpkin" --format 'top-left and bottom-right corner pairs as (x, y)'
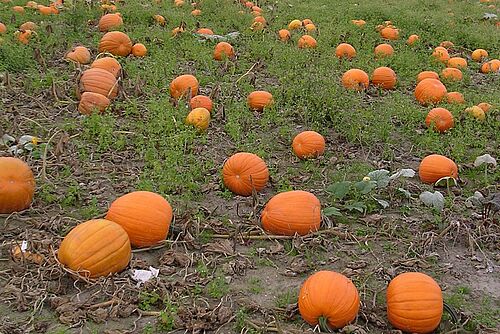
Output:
(335, 43), (356, 59)
(79, 68), (118, 99)
(78, 92), (110, 115)
(0, 157), (35, 214)
(374, 43), (394, 57)
(98, 13), (123, 32)
(299, 271), (360, 330)
(441, 67), (463, 81)
(342, 69), (369, 91)
(447, 57), (467, 69)
(65, 46), (91, 65)
(414, 78), (447, 105)
(371, 67), (397, 90)
(261, 190), (321, 236)
(380, 27), (399, 40)
(292, 131), (325, 159)
(247, 91), (273, 111)
(419, 154), (458, 183)
(98, 31), (132, 57)
(417, 71), (439, 83)
(213, 42), (235, 61)
(57, 219), (131, 278)
(91, 57), (122, 78)
(425, 108), (454, 133)
(106, 191), (173, 248)
(169, 74), (199, 99)
(222, 152), (269, 196)
(387, 272), (443, 334)
(480, 60), (500, 73)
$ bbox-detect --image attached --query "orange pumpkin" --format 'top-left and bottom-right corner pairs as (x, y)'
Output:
(106, 191), (173, 248)
(25, 1), (38, 9)
(374, 43), (394, 57)
(278, 29), (291, 42)
(471, 49), (488, 62)
(98, 13), (123, 32)
(342, 69), (369, 91)
(414, 78), (447, 105)
(335, 43), (356, 59)
(304, 23), (316, 33)
(169, 74), (199, 99)
(190, 95), (213, 112)
(0, 157), (35, 214)
(78, 92), (111, 115)
(186, 107), (210, 131)
(19, 21), (37, 31)
(387, 272), (443, 334)
(425, 108), (454, 133)
(12, 5), (25, 13)
(417, 71), (439, 83)
(477, 102), (492, 112)
(213, 42), (235, 61)
(288, 19), (302, 30)
(66, 46), (91, 64)
(298, 35), (317, 48)
(197, 28), (213, 35)
(0, 22), (6, 34)
(222, 153), (269, 196)
(191, 9), (201, 16)
(247, 91), (273, 111)
(153, 14), (166, 26)
(441, 67), (463, 81)
(131, 43), (147, 57)
(371, 67), (397, 90)
(380, 27), (399, 40)
(447, 57), (467, 69)
(57, 219), (131, 278)
(480, 59), (500, 73)
(351, 19), (366, 27)
(38, 5), (52, 14)
(299, 271), (360, 330)
(16, 29), (33, 44)
(292, 131), (325, 159)
(253, 16), (266, 26)
(79, 68), (118, 99)
(261, 190), (321, 236)
(445, 92), (465, 104)
(98, 31), (132, 57)
(91, 57), (122, 78)
(302, 19), (313, 26)
(432, 47), (450, 63)
(419, 154), (458, 183)
(439, 40), (454, 49)
(407, 34), (419, 45)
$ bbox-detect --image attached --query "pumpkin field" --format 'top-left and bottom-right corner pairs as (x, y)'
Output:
(1, 0), (500, 332)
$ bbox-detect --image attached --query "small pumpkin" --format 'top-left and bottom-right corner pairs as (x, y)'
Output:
(441, 67), (463, 81)
(407, 34), (419, 45)
(477, 102), (492, 112)
(19, 21), (36, 31)
(335, 43), (356, 59)
(374, 43), (394, 57)
(371, 67), (397, 90)
(106, 191), (173, 248)
(447, 57), (467, 69)
(186, 107), (210, 131)
(380, 27), (399, 40)
(292, 131), (325, 159)
(153, 14), (166, 26)
(414, 78), (447, 105)
(213, 42), (235, 61)
(16, 29), (33, 44)
(98, 13), (123, 32)
(417, 71), (439, 83)
(432, 47), (450, 63)
(465, 106), (486, 121)
(190, 95), (213, 112)
(38, 5), (52, 15)
(131, 43), (147, 57)
(299, 271), (360, 330)
(98, 31), (132, 57)
(222, 152), (269, 196)
(304, 23), (316, 33)
(79, 68), (118, 99)
(419, 154), (458, 184)
(288, 19), (302, 30)
(480, 59), (500, 73)
(278, 29), (291, 42)
(351, 19), (366, 27)
(445, 92), (465, 104)
(0, 157), (35, 214)
(25, 1), (38, 9)
(302, 19), (313, 26)
(0, 22), (6, 34)
(57, 219), (131, 278)
(425, 108), (454, 133)
(298, 35), (317, 48)
(191, 9), (201, 16)
(342, 69), (369, 91)
(471, 49), (488, 62)
(169, 74), (199, 99)
(66, 46), (91, 64)
(78, 92), (110, 115)
(12, 5), (25, 13)
(387, 272), (443, 334)
(253, 16), (266, 26)
(439, 40), (454, 48)
(197, 28), (213, 35)
(247, 91), (273, 111)
(91, 57), (122, 78)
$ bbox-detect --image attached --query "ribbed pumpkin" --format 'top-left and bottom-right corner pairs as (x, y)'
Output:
(299, 271), (360, 330)
(91, 57), (122, 78)
(465, 106), (485, 121)
(419, 154), (458, 184)
(292, 131), (325, 159)
(288, 19), (302, 30)
(278, 29), (290, 42)
(432, 47), (450, 63)
(425, 108), (454, 133)
(222, 152), (269, 196)
(247, 91), (273, 111)
(414, 78), (447, 105)
(480, 60), (500, 73)
(197, 28), (214, 35)
(380, 27), (399, 40)
(78, 92), (110, 115)
(190, 95), (213, 112)
(445, 92), (465, 104)
(371, 67), (397, 90)
(417, 71), (439, 83)
(57, 219), (131, 278)
(131, 43), (147, 57)
(471, 49), (488, 62)
(20, 21), (37, 31)
(447, 57), (467, 69)
(342, 69), (369, 91)
(98, 13), (123, 32)
(213, 42), (234, 61)
(98, 31), (132, 57)
(261, 190), (321, 236)
(186, 107), (210, 131)
(477, 102), (492, 112)
(407, 34), (419, 45)
(374, 43), (394, 57)
(169, 74), (199, 99)
(0, 157), (35, 214)
(335, 43), (356, 59)
(298, 35), (317, 48)
(387, 272), (443, 334)
(79, 68), (118, 99)
(106, 191), (173, 248)
(65, 46), (91, 64)
(441, 67), (463, 81)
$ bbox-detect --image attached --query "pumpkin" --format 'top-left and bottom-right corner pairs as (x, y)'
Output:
(78, 92), (110, 115)
(407, 34), (419, 45)
(12, 5), (25, 13)
(79, 68), (118, 99)
(335, 43), (356, 59)
(298, 35), (317, 48)
(38, 6), (52, 14)
(414, 78), (447, 105)
(439, 40), (454, 48)
(302, 19), (313, 26)
(250, 21), (264, 31)
(57, 219), (131, 278)
(213, 42), (235, 61)
(153, 14), (166, 26)
(191, 9), (201, 16)
(25, 1), (38, 9)
(98, 31), (132, 57)
(417, 71), (439, 83)
(425, 108), (454, 133)
(0, 23), (6, 34)
(174, 0), (184, 6)
(374, 43), (394, 57)
(186, 107), (210, 130)
(66, 46), (91, 64)
(445, 92), (465, 104)
(244, 1), (253, 8)
(247, 91), (273, 111)
(380, 27), (399, 40)
(197, 28), (213, 35)
(432, 47), (450, 63)
(19, 21), (36, 31)
(480, 60), (500, 73)
(106, 191), (173, 248)
(131, 43), (147, 57)
(261, 190), (321, 236)
(252, 6), (262, 13)
(471, 49), (488, 62)
(342, 69), (369, 91)
(371, 67), (397, 90)
(304, 23), (316, 33)
(98, 13), (123, 32)
(0, 157), (35, 214)
(91, 57), (122, 78)
(447, 57), (467, 69)
(477, 102), (492, 112)
(441, 67), (463, 81)
(288, 19), (302, 30)
(351, 19), (366, 27)
(222, 152), (269, 196)
(278, 29), (291, 42)
(190, 95), (213, 112)
(292, 131), (325, 159)
(419, 154), (458, 183)
(465, 106), (486, 121)
(387, 272), (443, 334)
(15, 30), (33, 44)
(299, 271), (360, 330)
(169, 74), (199, 99)
(253, 16), (266, 24)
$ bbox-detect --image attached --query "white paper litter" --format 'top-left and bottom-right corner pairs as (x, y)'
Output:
(131, 266), (159, 287)
(21, 241), (28, 252)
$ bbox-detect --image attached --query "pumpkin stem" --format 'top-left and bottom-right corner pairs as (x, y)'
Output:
(318, 316), (332, 333)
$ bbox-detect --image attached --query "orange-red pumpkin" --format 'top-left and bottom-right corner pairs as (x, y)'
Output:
(0, 157), (35, 214)
(169, 74), (199, 99)
(222, 152), (269, 196)
(91, 57), (122, 78)
(292, 131), (325, 159)
(471, 49), (488, 62)
(298, 35), (317, 48)
(0, 22), (6, 34)
(425, 108), (454, 133)
(342, 69), (369, 91)
(414, 78), (447, 105)
(98, 13), (123, 32)
(278, 29), (290, 42)
(190, 95), (213, 112)
(78, 92), (111, 115)
(407, 34), (419, 45)
(441, 67), (463, 81)
(66, 46), (91, 64)
(419, 154), (458, 183)
(213, 42), (235, 61)
(335, 43), (356, 59)
(371, 67), (397, 90)
(131, 43), (147, 57)
(480, 59), (500, 73)
(445, 92), (465, 104)
(447, 57), (467, 69)
(374, 43), (394, 57)
(380, 27), (399, 40)
(247, 91), (273, 111)
(98, 31), (132, 57)
(197, 28), (213, 35)
(79, 68), (118, 99)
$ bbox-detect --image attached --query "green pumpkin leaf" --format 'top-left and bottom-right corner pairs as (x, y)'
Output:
(323, 207), (343, 217)
(326, 181), (351, 200)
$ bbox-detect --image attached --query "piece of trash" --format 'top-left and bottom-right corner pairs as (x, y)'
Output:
(10, 241), (44, 264)
(131, 266), (159, 286)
